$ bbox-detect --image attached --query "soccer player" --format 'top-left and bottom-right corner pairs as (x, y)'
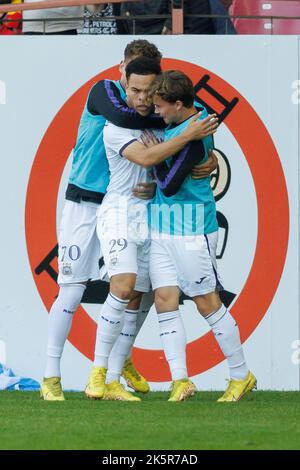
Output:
(40, 40), (164, 401)
(144, 70), (256, 402)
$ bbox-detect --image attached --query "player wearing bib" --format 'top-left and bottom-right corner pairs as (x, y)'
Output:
(41, 40), (166, 402)
(57, 79), (125, 285)
(149, 108), (221, 297)
(147, 71), (256, 402)
(90, 58), (218, 401)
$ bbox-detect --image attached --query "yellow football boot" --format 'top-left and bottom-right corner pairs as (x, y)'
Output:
(40, 377), (65, 401)
(168, 379), (196, 402)
(217, 371), (257, 402)
(103, 380), (141, 401)
(122, 358), (150, 394)
(85, 367), (107, 399)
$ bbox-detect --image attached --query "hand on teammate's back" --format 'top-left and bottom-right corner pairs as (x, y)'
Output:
(141, 130), (161, 148)
(185, 113), (218, 140)
(192, 150), (219, 179)
(132, 182), (157, 200)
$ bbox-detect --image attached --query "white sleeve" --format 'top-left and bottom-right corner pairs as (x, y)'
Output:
(103, 123), (138, 158)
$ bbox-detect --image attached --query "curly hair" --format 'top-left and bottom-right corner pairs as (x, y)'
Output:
(124, 39), (162, 63)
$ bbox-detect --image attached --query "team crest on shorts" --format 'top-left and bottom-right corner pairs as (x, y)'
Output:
(62, 263), (72, 276)
(109, 254), (118, 266)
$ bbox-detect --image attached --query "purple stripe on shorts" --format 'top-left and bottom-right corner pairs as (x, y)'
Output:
(204, 234), (224, 290)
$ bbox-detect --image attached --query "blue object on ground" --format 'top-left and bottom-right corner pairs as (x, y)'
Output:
(0, 363), (40, 391)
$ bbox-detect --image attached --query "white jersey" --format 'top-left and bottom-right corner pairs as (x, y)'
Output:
(102, 122), (151, 208)
(97, 122), (151, 290)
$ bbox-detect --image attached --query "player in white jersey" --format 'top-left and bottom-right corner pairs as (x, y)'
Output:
(99, 125), (152, 292)
(88, 58), (218, 401)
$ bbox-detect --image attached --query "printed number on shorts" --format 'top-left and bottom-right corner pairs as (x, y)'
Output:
(61, 245), (81, 261)
(109, 238), (128, 254)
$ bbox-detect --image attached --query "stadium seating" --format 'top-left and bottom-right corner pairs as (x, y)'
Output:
(232, 0), (300, 34)
(273, 18), (300, 33)
(232, 0), (300, 17)
(233, 18), (271, 34)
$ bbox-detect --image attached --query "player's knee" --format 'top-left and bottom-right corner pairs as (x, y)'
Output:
(194, 291), (222, 316)
(155, 296), (169, 312)
(155, 288), (178, 313)
(110, 275), (136, 300)
(112, 285), (133, 300)
(128, 291), (143, 310)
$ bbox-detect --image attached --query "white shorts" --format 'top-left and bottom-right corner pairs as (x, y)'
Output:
(57, 200), (101, 285)
(149, 231), (223, 298)
(97, 204), (151, 293)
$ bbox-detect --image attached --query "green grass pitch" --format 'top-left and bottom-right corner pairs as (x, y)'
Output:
(1, 391), (300, 450)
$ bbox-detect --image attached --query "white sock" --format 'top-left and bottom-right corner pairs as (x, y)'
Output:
(135, 308), (149, 340)
(107, 309), (138, 384)
(204, 304), (249, 380)
(134, 292), (153, 339)
(158, 310), (187, 381)
(125, 297), (151, 360)
(94, 293), (129, 369)
(45, 283), (86, 378)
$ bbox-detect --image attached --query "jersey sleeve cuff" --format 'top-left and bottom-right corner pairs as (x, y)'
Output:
(119, 139), (138, 157)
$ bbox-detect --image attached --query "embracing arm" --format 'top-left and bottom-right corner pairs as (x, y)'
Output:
(123, 113), (218, 168)
(87, 80), (166, 130)
(154, 141), (206, 197)
(191, 149), (218, 179)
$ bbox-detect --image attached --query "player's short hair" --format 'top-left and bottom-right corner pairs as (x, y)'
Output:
(124, 39), (162, 64)
(126, 57), (162, 80)
(150, 70), (195, 108)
